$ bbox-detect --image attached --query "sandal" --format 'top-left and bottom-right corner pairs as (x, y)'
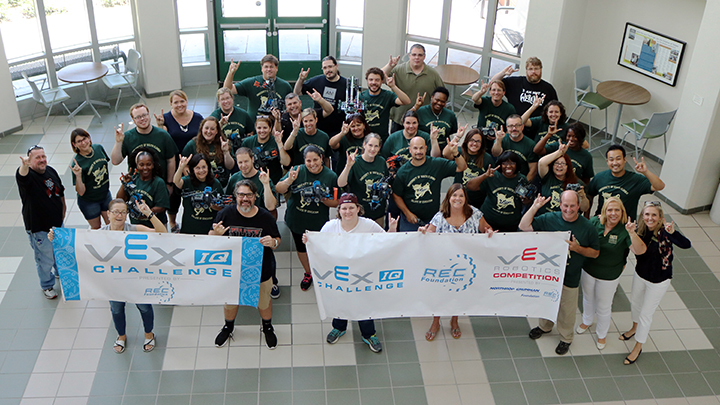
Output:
(143, 333), (156, 352)
(619, 332), (636, 341)
(624, 349), (642, 365)
(113, 338), (126, 354)
(425, 324), (440, 341)
(451, 328), (462, 339)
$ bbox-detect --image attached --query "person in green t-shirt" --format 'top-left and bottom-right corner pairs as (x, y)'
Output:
(173, 153), (223, 235)
(443, 127), (492, 209)
(241, 116), (291, 184)
(471, 80), (516, 152)
(69, 128), (111, 229)
(211, 87), (255, 153)
(412, 86), (458, 152)
(284, 108), (331, 167)
(182, 117), (236, 188)
(536, 143), (590, 215)
(381, 110), (439, 161)
(521, 97), (568, 148)
(393, 136), (466, 231)
(275, 145), (338, 291)
(491, 114), (538, 181)
(544, 123), (594, 185)
(520, 191), (600, 356)
(223, 54), (293, 125)
(338, 134), (389, 224)
(329, 113), (369, 175)
(225, 147), (278, 215)
(359, 67), (411, 141)
(117, 148), (170, 229)
(576, 197), (644, 350)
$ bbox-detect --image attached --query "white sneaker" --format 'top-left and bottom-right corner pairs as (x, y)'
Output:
(42, 288), (57, 299)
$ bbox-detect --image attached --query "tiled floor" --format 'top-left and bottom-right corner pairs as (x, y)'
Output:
(1, 84), (720, 404)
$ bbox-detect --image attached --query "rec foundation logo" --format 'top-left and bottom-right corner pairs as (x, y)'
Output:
(420, 254), (477, 292)
(143, 280), (175, 303)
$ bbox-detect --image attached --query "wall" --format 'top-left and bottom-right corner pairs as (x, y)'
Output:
(134, 0), (182, 96)
(361, 0), (406, 78)
(0, 31), (22, 134)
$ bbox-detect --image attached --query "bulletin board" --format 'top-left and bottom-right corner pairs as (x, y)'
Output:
(617, 23), (686, 86)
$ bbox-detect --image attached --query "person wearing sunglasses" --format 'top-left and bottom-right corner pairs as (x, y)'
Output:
(17, 145), (65, 299)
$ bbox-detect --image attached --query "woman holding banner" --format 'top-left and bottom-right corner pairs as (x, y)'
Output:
(419, 183), (493, 340)
(49, 198), (166, 353)
(302, 193), (397, 352)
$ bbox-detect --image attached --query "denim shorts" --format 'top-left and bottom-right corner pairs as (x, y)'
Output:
(77, 190), (112, 220)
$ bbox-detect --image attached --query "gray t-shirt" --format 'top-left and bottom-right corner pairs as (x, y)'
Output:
(99, 223), (137, 231)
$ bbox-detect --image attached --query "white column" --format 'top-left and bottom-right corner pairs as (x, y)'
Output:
(0, 30), (23, 134)
(133, 0), (182, 96)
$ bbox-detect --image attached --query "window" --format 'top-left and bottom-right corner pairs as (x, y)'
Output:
(176, 0), (210, 66)
(334, 0), (364, 63)
(0, 0), (136, 97)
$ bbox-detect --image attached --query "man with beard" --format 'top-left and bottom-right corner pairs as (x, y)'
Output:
(491, 114), (538, 181)
(490, 57), (558, 118)
(359, 67), (410, 141)
(294, 56), (347, 135)
(210, 180), (281, 349)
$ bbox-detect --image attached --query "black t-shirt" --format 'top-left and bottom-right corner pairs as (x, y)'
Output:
(502, 76), (559, 117)
(301, 75), (348, 135)
(214, 206), (280, 282)
(17, 166), (65, 233)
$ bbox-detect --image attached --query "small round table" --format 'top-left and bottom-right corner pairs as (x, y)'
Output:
(435, 64), (480, 112)
(57, 62), (111, 122)
(596, 80), (651, 144)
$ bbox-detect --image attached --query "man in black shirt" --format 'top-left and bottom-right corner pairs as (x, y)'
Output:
(295, 56), (347, 136)
(210, 180), (281, 349)
(490, 57), (559, 118)
(17, 145), (65, 299)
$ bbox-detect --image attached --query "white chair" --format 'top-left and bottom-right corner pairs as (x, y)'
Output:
(23, 71), (72, 130)
(566, 66), (613, 148)
(458, 83), (479, 116)
(102, 48), (144, 113)
(620, 109), (677, 163)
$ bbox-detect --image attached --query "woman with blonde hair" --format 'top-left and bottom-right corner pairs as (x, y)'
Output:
(576, 197), (644, 349)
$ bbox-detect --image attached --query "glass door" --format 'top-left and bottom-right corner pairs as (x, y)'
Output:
(214, 0), (328, 82)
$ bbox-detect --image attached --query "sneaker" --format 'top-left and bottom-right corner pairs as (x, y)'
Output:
(529, 326), (549, 340)
(42, 288), (57, 299)
(555, 341), (571, 355)
(215, 325), (234, 347)
(262, 324), (277, 350)
(326, 328), (346, 344)
(270, 284), (281, 299)
(300, 273), (313, 291)
(362, 335), (383, 353)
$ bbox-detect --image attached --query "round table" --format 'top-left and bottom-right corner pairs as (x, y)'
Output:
(435, 64), (480, 112)
(596, 80), (651, 144)
(57, 62), (111, 122)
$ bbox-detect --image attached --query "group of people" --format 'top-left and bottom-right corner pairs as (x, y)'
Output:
(17, 48), (690, 364)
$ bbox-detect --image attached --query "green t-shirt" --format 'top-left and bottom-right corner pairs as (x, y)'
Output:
(121, 126), (178, 181)
(393, 157), (457, 223)
(380, 130), (431, 161)
(181, 139), (232, 187)
(545, 144), (595, 182)
(290, 129), (330, 166)
(538, 173), (565, 215)
(241, 135), (284, 184)
(335, 136), (365, 175)
(128, 175), (170, 228)
(281, 165), (338, 234)
(454, 150), (493, 208)
(360, 89), (397, 141)
(531, 212), (599, 288)
(233, 75), (293, 123)
(475, 97), (516, 130)
(500, 135), (538, 176)
(210, 107), (254, 152)
(225, 170), (276, 212)
(416, 105), (458, 151)
(180, 176), (223, 235)
(72, 144), (110, 202)
(479, 173), (526, 229)
(345, 155), (389, 220)
(583, 216), (632, 281)
(529, 116), (568, 143)
(587, 170), (653, 219)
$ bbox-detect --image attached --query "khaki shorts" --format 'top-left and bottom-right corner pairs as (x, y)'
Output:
(258, 278), (273, 310)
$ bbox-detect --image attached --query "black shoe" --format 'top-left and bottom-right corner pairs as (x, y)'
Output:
(270, 284), (280, 299)
(555, 341), (571, 355)
(300, 273), (313, 291)
(263, 324), (277, 350)
(215, 325), (234, 347)
(624, 349), (642, 365)
(529, 327), (550, 340)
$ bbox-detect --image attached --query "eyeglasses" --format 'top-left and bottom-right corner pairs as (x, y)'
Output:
(110, 209), (128, 215)
(133, 113), (150, 120)
(468, 139), (483, 144)
(506, 124), (522, 128)
(554, 161), (567, 167)
(237, 193), (255, 199)
(644, 201), (661, 207)
(27, 145), (43, 154)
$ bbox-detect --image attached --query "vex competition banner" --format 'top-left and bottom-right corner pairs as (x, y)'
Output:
(307, 231), (570, 322)
(51, 228), (263, 306)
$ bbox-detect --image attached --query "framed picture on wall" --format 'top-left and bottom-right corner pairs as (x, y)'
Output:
(617, 23), (686, 86)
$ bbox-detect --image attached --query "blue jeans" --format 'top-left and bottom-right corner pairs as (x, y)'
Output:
(109, 301), (154, 336)
(332, 318), (376, 339)
(27, 231), (57, 290)
(398, 213), (420, 232)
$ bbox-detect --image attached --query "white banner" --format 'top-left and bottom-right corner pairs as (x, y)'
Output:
(306, 231), (570, 322)
(52, 228), (263, 306)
